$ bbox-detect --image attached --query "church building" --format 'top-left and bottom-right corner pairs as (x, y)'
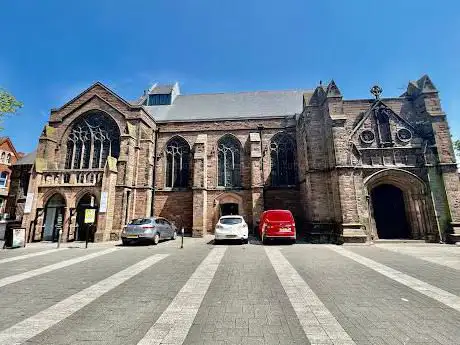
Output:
(17, 75), (460, 243)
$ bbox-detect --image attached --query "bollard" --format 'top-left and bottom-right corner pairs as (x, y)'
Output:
(57, 229), (63, 249)
(180, 227), (184, 249)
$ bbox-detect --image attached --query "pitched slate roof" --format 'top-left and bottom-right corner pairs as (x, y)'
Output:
(143, 89), (312, 122)
(12, 150), (36, 166)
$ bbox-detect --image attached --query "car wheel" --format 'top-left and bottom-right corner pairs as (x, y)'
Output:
(153, 233), (160, 245)
(214, 239), (220, 245)
(122, 239), (128, 246)
(261, 234), (267, 245)
(171, 231), (177, 240)
(242, 238), (248, 244)
(291, 238), (296, 245)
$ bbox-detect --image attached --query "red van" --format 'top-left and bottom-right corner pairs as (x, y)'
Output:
(258, 210), (296, 244)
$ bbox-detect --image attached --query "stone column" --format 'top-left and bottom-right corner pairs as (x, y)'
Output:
(95, 157), (118, 242)
(249, 133), (264, 230)
(338, 169), (367, 243)
(192, 134), (208, 237)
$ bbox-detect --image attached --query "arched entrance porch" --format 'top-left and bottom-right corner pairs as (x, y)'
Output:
(213, 192), (244, 228)
(75, 193), (98, 242)
(43, 194), (66, 242)
(364, 169), (432, 240)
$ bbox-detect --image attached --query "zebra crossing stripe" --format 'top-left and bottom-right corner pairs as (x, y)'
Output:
(330, 246), (460, 313)
(0, 253), (169, 345)
(0, 248), (118, 288)
(0, 248), (68, 265)
(265, 247), (356, 345)
(137, 247), (227, 345)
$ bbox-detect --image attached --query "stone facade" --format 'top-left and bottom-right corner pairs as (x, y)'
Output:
(15, 76), (460, 243)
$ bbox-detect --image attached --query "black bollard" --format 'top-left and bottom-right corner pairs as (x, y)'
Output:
(180, 227), (184, 249)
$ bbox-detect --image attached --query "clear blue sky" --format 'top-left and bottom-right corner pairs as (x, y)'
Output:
(1, 0), (459, 153)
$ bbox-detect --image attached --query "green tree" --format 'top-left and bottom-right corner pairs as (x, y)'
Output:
(0, 88), (22, 129)
(454, 139), (460, 155)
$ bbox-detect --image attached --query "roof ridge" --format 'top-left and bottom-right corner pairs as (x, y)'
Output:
(174, 89), (314, 97)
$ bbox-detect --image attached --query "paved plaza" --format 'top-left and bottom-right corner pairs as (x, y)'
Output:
(0, 238), (459, 345)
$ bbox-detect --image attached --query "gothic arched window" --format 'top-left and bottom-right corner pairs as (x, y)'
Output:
(270, 133), (296, 186)
(218, 135), (241, 187)
(375, 108), (392, 146)
(165, 137), (190, 188)
(65, 112), (120, 170)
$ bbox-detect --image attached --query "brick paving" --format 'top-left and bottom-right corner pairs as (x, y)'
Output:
(0, 240), (458, 345)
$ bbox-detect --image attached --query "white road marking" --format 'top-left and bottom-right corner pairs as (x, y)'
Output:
(137, 247), (227, 345)
(330, 246), (460, 312)
(377, 245), (460, 270)
(265, 247), (356, 345)
(0, 248), (68, 265)
(0, 248), (117, 288)
(0, 253), (169, 345)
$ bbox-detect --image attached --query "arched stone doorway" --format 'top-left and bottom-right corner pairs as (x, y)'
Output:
(43, 194), (66, 242)
(364, 169), (433, 241)
(76, 194), (98, 242)
(371, 184), (410, 239)
(213, 192), (244, 227)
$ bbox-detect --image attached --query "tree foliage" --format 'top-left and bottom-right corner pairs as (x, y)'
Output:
(454, 139), (460, 155)
(0, 88), (22, 117)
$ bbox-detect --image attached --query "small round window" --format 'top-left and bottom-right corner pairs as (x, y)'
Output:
(397, 128), (412, 142)
(360, 130), (375, 144)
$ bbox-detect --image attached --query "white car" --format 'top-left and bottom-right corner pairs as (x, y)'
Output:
(214, 215), (249, 244)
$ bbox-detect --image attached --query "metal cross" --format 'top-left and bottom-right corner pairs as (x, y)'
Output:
(370, 85), (383, 100)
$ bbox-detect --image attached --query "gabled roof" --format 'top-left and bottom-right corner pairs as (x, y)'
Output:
(12, 150), (36, 166)
(149, 84), (175, 94)
(52, 82), (138, 112)
(143, 89), (312, 122)
(0, 137), (19, 158)
(349, 99), (420, 140)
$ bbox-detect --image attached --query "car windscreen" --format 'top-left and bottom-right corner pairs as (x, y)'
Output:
(220, 217), (242, 225)
(129, 218), (151, 225)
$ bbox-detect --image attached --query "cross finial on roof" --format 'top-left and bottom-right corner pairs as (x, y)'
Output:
(370, 85), (383, 100)
(319, 80), (322, 86)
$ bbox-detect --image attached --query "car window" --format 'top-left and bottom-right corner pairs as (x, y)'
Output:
(129, 218), (151, 225)
(265, 211), (293, 221)
(155, 219), (162, 225)
(220, 217), (242, 225)
(163, 219), (171, 226)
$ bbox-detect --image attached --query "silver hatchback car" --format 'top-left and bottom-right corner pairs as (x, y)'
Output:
(121, 217), (177, 245)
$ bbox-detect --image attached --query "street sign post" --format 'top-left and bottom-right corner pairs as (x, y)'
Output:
(84, 207), (96, 249)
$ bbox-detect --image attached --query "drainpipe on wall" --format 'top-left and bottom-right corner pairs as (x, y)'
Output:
(150, 128), (159, 217)
(257, 125), (265, 209)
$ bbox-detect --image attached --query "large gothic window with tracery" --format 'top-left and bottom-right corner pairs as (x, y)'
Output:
(270, 133), (296, 186)
(165, 137), (190, 188)
(218, 135), (241, 188)
(64, 112), (120, 170)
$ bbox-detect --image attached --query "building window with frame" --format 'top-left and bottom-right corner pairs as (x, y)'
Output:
(65, 112), (120, 170)
(6, 154), (11, 164)
(165, 136), (190, 188)
(270, 133), (297, 186)
(0, 152), (5, 163)
(217, 135), (241, 188)
(0, 172), (8, 188)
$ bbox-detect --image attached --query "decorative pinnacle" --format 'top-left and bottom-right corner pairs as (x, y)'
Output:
(370, 85), (383, 100)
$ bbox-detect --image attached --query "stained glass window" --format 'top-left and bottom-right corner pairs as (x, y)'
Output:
(217, 135), (241, 187)
(270, 133), (296, 186)
(65, 112), (120, 169)
(165, 137), (190, 188)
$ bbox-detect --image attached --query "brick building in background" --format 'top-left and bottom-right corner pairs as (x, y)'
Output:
(15, 75), (460, 243)
(0, 137), (23, 217)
